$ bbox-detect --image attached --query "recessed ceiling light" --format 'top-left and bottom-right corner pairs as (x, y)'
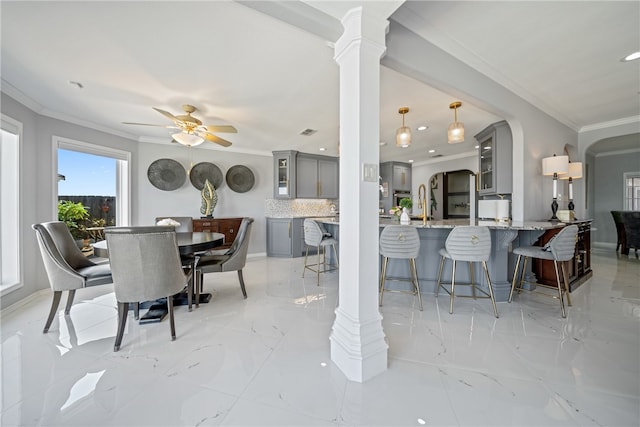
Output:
(475, 145), (480, 149)
(417, 125), (428, 131)
(319, 147), (326, 151)
(408, 159), (414, 163)
(379, 141), (387, 146)
(428, 149), (435, 153)
(622, 51), (640, 62)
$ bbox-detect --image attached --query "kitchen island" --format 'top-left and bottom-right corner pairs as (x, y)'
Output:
(313, 217), (580, 302)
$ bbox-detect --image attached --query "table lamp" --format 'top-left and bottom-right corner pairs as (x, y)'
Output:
(542, 154), (569, 221)
(559, 161), (583, 212)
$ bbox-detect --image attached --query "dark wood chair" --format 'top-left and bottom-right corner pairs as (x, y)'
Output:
(621, 211), (640, 258)
(610, 211), (626, 254)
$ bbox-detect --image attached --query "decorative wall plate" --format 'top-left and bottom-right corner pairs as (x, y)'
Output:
(147, 158), (186, 191)
(226, 165), (255, 193)
(189, 162), (223, 190)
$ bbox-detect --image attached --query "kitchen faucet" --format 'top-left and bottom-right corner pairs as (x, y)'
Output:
(418, 183), (427, 225)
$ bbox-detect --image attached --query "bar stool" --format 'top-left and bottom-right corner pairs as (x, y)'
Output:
(509, 224), (578, 318)
(436, 226), (498, 317)
(302, 219), (338, 285)
(379, 225), (423, 311)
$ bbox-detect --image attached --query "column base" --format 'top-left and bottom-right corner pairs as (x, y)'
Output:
(330, 307), (388, 383)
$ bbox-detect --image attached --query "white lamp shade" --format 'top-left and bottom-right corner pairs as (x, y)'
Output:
(396, 126), (411, 147)
(559, 162), (583, 180)
(447, 121), (464, 143)
(172, 132), (204, 147)
(542, 154), (569, 176)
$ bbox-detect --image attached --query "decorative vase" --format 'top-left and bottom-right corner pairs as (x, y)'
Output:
(400, 207), (410, 224)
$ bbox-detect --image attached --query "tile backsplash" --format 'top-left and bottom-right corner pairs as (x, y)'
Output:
(265, 199), (338, 218)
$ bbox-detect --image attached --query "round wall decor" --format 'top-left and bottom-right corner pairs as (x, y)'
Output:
(147, 158), (186, 191)
(189, 162), (223, 190)
(226, 165), (255, 193)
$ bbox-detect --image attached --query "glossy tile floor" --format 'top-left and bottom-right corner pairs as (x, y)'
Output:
(1, 247), (639, 426)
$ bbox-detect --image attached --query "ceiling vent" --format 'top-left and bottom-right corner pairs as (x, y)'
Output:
(299, 128), (317, 136)
(432, 154), (443, 158)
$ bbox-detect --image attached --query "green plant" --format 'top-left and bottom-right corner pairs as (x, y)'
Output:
(57, 200), (89, 239)
(399, 197), (413, 210)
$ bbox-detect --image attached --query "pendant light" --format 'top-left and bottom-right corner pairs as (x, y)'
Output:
(396, 107), (411, 148)
(447, 101), (464, 144)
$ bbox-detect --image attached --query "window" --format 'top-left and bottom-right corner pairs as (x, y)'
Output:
(624, 172), (640, 210)
(54, 137), (131, 227)
(1, 116), (21, 294)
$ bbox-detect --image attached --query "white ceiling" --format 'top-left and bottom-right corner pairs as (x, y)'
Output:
(1, 1), (638, 163)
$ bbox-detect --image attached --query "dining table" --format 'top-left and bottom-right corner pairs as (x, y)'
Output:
(93, 231), (225, 323)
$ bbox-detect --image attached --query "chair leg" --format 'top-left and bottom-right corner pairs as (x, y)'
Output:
(302, 246), (309, 278)
(469, 262), (476, 299)
(316, 246), (322, 285)
(449, 260), (456, 314)
(509, 255), (523, 302)
(561, 262), (571, 306)
(482, 261), (499, 318)
(114, 302), (129, 352)
(553, 261), (566, 318)
(435, 256), (445, 297)
(64, 289), (76, 315)
(379, 256), (388, 306)
(332, 244), (339, 268)
(168, 295), (176, 341)
(134, 302), (140, 320)
(187, 270), (193, 312)
(238, 270), (248, 299)
(410, 258), (423, 311)
(43, 291), (63, 333)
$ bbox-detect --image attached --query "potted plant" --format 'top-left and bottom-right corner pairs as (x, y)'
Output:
(399, 197), (413, 212)
(57, 200), (90, 242)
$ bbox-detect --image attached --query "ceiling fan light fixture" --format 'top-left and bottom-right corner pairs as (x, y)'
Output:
(447, 101), (464, 144)
(172, 132), (204, 147)
(396, 107), (411, 148)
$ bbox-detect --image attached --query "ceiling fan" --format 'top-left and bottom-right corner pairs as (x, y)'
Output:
(124, 104), (237, 147)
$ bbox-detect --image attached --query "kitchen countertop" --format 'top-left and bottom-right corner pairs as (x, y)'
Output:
(312, 216), (579, 231)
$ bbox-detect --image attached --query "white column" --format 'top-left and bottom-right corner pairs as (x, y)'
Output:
(330, 7), (388, 382)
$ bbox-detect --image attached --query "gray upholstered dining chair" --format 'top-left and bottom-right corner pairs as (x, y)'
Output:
(302, 219), (339, 285)
(379, 225), (423, 311)
(196, 217), (254, 303)
(33, 221), (113, 333)
(436, 226), (498, 317)
(509, 224), (578, 318)
(105, 226), (191, 351)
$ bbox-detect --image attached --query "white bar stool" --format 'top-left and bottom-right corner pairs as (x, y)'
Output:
(302, 219), (338, 285)
(379, 225), (423, 311)
(509, 224), (578, 318)
(436, 226), (498, 317)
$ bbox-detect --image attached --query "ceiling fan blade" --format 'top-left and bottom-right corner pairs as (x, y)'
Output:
(122, 122), (177, 129)
(202, 132), (232, 147)
(205, 125), (237, 134)
(152, 107), (179, 122)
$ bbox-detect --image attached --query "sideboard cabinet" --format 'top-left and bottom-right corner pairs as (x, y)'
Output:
(475, 120), (512, 196)
(533, 220), (592, 291)
(192, 217), (243, 250)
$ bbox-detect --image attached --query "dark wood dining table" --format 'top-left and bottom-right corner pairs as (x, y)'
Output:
(93, 231), (225, 323)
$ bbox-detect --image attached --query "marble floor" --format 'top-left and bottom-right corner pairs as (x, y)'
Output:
(1, 246), (639, 426)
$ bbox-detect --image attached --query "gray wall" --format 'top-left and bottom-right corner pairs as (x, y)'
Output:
(592, 150), (640, 244)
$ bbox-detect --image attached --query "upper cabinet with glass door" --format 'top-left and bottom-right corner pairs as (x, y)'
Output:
(273, 150), (297, 199)
(475, 121), (512, 196)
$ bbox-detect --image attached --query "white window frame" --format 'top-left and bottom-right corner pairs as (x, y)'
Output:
(1, 115), (23, 295)
(623, 171), (640, 211)
(53, 136), (131, 227)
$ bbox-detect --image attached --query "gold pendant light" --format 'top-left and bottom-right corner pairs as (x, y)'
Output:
(396, 107), (411, 148)
(447, 101), (464, 144)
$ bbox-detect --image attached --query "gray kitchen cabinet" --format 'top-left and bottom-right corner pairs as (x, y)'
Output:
(380, 161), (412, 212)
(295, 153), (339, 199)
(475, 120), (512, 196)
(272, 150), (297, 199)
(267, 218), (298, 257)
